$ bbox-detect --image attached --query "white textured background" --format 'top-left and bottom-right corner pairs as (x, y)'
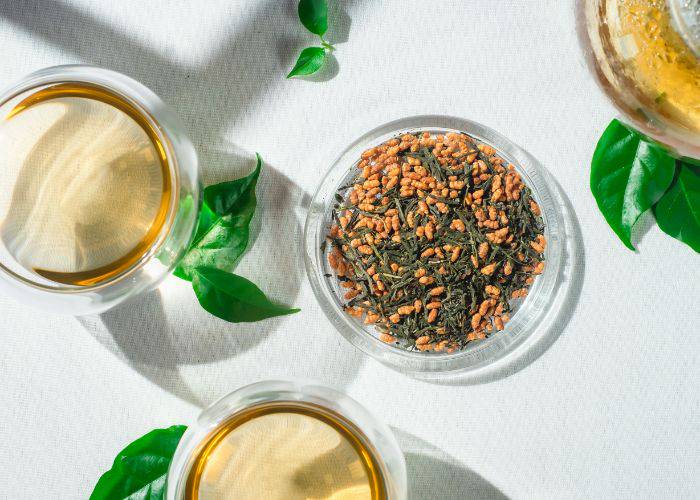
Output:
(0, 1), (699, 499)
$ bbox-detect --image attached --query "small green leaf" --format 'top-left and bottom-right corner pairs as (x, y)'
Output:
(654, 162), (700, 253)
(174, 154), (262, 281)
(298, 0), (328, 36)
(90, 425), (186, 500)
(287, 47), (326, 78)
(590, 119), (676, 250)
(192, 267), (300, 323)
(203, 153), (261, 216)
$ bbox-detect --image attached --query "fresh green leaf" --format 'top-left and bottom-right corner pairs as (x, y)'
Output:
(654, 162), (700, 252)
(590, 119), (676, 250)
(173, 201), (217, 280)
(298, 0), (328, 36)
(287, 47), (326, 78)
(174, 154), (262, 281)
(192, 267), (300, 323)
(191, 201), (218, 247)
(173, 154), (300, 323)
(91, 425), (186, 500)
(203, 154), (261, 216)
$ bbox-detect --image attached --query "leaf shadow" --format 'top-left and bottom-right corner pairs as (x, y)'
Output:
(630, 209), (657, 248)
(393, 429), (510, 500)
(326, 0), (353, 46)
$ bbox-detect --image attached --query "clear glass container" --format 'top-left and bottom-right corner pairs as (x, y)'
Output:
(578, 0), (700, 157)
(0, 65), (200, 314)
(304, 115), (566, 376)
(166, 380), (407, 500)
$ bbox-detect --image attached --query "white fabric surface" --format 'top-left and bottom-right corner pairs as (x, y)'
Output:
(0, 1), (698, 498)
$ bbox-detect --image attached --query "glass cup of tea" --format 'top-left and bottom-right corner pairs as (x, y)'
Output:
(166, 380), (408, 500)
(577, 0), (700, 157)
(0, 65), (200, 314)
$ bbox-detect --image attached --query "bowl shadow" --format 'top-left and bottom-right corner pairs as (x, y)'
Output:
(394, 428), (510, 500)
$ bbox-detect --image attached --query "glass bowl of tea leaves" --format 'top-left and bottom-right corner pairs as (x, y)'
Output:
(304, 115), (566, 377)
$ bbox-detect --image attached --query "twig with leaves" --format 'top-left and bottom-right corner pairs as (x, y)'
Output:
(288, 0), (334, 78)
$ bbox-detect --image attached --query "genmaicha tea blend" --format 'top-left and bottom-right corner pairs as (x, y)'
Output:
(326, 131), (546, 353)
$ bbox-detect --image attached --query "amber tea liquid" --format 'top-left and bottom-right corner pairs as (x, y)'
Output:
(0, 82), (171, 286)
(588, 0), (700, 135)
(184, 402), (387, 500)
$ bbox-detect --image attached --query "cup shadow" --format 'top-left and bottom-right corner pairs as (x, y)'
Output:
(430, 175), (586, 386)
(393, 429), (510, 500)
(77, 153), (308, 407)
(79, 150), (364, 406)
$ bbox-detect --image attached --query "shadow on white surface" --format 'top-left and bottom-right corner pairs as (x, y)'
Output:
(75, 153), (309, 407)
(76, 153), (364, 407)
(3, 0), (302, 146)
(434, 175), (586, 386)
(78, 289), (203, 405)
(394, 428), (509, 500)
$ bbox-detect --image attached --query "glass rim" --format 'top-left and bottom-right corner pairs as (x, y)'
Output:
(303, 115), (567, 376)
(0, 64), (182, 293)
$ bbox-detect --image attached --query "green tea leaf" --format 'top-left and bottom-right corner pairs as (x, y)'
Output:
(287, 47), (326, 78)
(90, 425), (186, 500)
(192, 267), (300, 323)
(298, 0), (328, 36)
(174, 154), (261, 281)
(174, 154), (300, 323)
(203, 154), (261, 216)
(590, 119), (676, 250)
(653, 162), (700, 253)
